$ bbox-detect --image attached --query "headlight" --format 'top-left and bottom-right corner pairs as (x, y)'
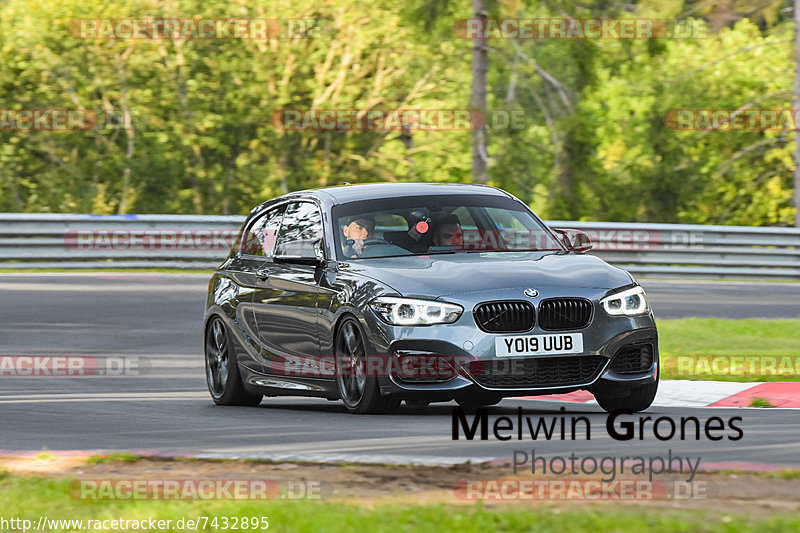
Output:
(600, 286), (649, 316)
(369, 297), (463, 326)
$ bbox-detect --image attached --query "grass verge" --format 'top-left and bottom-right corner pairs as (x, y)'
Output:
(658, 318), (800, 381)
(2, 473), (800, 533)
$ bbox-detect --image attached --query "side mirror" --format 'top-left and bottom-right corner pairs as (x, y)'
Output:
(553, 228), (593, 254)
(273, 240), (326, 266)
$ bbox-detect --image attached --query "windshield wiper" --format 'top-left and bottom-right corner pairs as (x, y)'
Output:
(424, 250), (462, 255)
(463, 248), (560, 254)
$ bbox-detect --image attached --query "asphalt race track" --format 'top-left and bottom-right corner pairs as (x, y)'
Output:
(1, 273), (799, 470)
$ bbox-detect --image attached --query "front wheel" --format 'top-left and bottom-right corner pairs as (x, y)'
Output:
(205, 316), (262, 406)
(334, 317), (399, 414)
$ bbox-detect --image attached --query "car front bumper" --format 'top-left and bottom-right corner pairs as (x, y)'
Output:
(362, 296), (658, 400)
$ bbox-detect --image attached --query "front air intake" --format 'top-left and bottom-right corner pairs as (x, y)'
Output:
(538, 298), (593, 330)
(473, 301), (535, 333)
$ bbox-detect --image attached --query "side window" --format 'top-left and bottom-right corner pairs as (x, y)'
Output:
(274, 202), (324, 258)
(242, 206), (284, 258)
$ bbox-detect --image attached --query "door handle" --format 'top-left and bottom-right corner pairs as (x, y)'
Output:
(255, 267), (270, 281)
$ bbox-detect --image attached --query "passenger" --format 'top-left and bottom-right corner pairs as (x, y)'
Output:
(432, 214), (463, 248)
(341, 216), (375, 257)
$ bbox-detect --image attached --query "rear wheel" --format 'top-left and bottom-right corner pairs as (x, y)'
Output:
(335, 317), (400, 414)
(205, 316), (262, 406)
(594, 364), (659, 413)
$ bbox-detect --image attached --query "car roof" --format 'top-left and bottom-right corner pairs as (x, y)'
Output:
(248, 182), (516, 218)
(303, 182), (512, 204)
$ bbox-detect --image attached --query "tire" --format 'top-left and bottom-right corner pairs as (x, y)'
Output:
(334, 316), (400, 414)
(455, 392), (502, 411)
(205, 316), (262, 406)
(595, 364), (659, 413)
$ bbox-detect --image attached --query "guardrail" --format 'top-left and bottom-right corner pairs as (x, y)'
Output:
(1, 214), (798, 280)
(547, 220), (800, 280)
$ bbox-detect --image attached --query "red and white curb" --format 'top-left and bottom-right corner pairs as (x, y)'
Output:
(520, 380), (800, 408)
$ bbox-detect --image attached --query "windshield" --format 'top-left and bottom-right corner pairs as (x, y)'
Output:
(331, 194), (565, 260)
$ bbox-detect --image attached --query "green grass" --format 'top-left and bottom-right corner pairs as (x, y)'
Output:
(85, 452), (144, 465)
(658, 319), (800, 356)
(717, 469), (800, 479)
(658, 318), (800, 381)
(747, 398), (775, 408)
(2, 474), (800, 533)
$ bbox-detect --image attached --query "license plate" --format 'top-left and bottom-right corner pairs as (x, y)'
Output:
(495, 333), (583, 357)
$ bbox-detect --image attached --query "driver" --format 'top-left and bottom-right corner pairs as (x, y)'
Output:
(432, 214), (463, 248)
(341, 216), (375, 257)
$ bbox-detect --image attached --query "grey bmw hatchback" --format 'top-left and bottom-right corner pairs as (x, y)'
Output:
(204, 183), (658, 414)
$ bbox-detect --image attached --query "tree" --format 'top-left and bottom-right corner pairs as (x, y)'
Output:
(795, 0), (800, 227)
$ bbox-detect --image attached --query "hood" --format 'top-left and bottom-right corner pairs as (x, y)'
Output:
(348, 252), (634, 298)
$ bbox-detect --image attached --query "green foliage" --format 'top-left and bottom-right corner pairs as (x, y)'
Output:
(0, 0), (796, 224)
(0, 0), (470, 215)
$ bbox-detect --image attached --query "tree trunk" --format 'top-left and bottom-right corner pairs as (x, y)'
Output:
(470, 0), (489, 184)
(117, 49), (135, 215)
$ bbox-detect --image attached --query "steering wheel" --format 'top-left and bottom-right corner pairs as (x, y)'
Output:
(360, 238), (390, 246)
(346, 238), (391, 248)
(344, 238), (392, 258)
